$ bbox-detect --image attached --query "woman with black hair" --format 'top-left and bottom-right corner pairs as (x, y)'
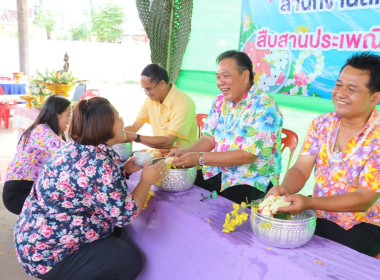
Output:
(3, 94), (71, 214)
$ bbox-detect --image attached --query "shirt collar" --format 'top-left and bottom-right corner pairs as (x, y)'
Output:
(227, 84), (259, 109)
(161, 83), (175, 108)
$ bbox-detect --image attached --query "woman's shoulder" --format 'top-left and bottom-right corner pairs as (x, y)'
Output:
(30, 123), (55, 136)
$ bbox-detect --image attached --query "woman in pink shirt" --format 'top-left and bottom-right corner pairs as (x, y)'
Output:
(3, 95), (71, 214)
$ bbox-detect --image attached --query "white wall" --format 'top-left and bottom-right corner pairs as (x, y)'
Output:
(0, 37), (151, 83)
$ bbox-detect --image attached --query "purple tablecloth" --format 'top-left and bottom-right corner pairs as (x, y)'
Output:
(122, 172), (380, 280)
(0, 82), (26, 95)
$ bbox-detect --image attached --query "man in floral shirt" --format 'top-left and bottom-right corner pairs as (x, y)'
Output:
(268, 52), (380, 257)
(169, 50), (283, 204)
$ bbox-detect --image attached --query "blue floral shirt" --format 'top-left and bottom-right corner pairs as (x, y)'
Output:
(14, 141), (139, 277)
(202, 86), (283, 192)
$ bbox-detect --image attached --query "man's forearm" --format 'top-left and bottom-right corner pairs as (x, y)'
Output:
(202, 149), (256, 166)
(124, 125), (138, 133)
(181, 136), (215, 153)
(137, 134), (176, 149)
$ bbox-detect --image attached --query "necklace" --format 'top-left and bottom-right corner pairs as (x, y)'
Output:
(326, 115), (379, 163)
(154, 90), (175, 130)
(222, 88), (257, 133)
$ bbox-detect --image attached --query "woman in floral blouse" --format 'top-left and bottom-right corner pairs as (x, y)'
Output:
(3, 94), (71, 214)
(14, 97), (166, 280)
(267, 52), (380, 256)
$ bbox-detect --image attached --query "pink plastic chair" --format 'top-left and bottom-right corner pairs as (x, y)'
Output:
(196, 113), (208, 139)
(81, 89), (100, 100)
(0, 86), (15, 129)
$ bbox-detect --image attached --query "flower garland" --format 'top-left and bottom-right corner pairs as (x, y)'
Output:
(222, 202), (249, 233)
(326, 116), (380, 163)
(143, 190), (155, 210)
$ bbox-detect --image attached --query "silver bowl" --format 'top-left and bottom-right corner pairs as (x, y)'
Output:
(250, 200), (316, 248)
(134, 152), (153, 167)
(157, 166), (197, 192)
(112, 142), (132, 161)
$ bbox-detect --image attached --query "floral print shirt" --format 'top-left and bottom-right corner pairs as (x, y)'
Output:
(300, 109), (380, 230)
(14, 142), (139, 277)
(6, 124), (65, 181)
(202, 85), (283, 192)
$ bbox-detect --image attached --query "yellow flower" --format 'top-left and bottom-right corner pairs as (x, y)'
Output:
(143, 190), (155, 210)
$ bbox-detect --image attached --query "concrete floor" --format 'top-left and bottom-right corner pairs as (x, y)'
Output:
(0, 121), (34, 280)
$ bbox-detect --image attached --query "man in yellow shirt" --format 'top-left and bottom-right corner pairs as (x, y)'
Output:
(125, 64), (197, 156)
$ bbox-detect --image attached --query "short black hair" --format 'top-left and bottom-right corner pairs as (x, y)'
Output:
(216, 50), (254, 84)
(341, 52), (380, 93)
(141, 64), (169, 84)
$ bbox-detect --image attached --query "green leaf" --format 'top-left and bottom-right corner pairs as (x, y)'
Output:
(256, 138), (264, 150)
(261, 147), (272, 158)
(258, 164), (269, 175)
(137, 0), (193, 83)
(246, 126), (258, 136)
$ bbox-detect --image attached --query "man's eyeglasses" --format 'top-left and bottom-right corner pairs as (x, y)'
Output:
(143, 82), (160, 94)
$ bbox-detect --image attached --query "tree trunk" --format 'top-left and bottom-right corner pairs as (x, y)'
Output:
(16, 0), (29, 76)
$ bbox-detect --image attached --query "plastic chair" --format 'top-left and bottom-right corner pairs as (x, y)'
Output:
(281, 128), (299, 170)
(0, 103), (11, 129)
(72, 84), (87, 101)
(0, 86), (16, 129)
(196, 113), (208, 139)
(81, 89), (100, 100)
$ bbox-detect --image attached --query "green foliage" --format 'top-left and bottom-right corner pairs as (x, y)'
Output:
(34, 9), (56, 39)
(71, 23), (90, 41)
(92, 4), (125, 43)
(56, 34), (69, 41)
(137, 0), (193, 83)
(33, 69), (76, 85)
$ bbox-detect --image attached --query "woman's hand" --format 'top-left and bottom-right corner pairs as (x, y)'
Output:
(140, 159), (167, 186)
(123, 156), (141, 174)
(277, 194), (308, 214)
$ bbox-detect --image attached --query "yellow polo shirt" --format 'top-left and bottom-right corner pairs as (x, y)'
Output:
(136, 84), (197, 149)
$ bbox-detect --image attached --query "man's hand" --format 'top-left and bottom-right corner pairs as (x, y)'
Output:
(123, 156), (141, 174)
(171, 152), (199, 168)
(125, 131), (137, 143)
(167, 148), (186, 158)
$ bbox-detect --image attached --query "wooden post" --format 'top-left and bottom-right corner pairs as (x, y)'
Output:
(16, 0), (29, 76)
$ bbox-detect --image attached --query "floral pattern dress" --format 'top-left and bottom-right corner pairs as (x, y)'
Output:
(300, 109), (380, 230)
(202, 85), (283, 192)
(14, 142), (139, 277)
(6, 124), (65, 181)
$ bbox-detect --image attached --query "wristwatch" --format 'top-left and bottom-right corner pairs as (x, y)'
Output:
(135, 134), (141, 143)
(198, 152), (205, 165)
